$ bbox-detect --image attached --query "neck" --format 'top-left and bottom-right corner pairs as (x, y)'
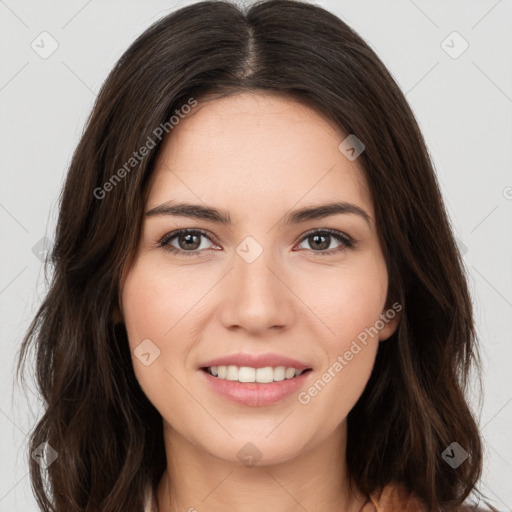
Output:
(156, 419), (368, 512)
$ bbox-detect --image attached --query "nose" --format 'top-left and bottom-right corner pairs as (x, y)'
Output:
(217, 245), (296, 335)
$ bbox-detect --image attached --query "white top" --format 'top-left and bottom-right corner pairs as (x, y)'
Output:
(144, 485), (157, 512)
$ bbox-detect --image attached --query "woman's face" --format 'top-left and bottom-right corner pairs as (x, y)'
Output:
(119, 92), (400, 465)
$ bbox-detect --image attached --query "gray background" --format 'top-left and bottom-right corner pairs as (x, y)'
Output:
(1, 0), (511, 509)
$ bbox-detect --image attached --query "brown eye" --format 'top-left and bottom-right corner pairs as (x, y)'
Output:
(158, 228), (353, 257)
(176, 232), (202, 251)
(307, 233), (331, 251)
(159, 229), (216, 256)
(296, 229), (353, 255)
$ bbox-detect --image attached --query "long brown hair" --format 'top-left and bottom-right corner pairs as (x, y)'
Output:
(16, 0), (487, 510)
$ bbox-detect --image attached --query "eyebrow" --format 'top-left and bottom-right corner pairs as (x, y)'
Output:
(145, 200), (371, 227)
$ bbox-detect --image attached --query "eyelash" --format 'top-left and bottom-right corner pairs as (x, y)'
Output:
(157, 228), (354, 257)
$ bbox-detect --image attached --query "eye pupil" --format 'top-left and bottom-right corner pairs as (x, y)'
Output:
(310, 234), (330, 250)
(179, 233), (201, 250)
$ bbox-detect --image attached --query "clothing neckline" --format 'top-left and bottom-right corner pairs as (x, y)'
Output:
(144, 481), (427, 512)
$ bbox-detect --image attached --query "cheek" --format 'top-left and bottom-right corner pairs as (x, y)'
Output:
(121, 262), (202, 419)
(294, 257), (386, 421)
(298, 340), (378, 439)
(297, 283), (384, 432)
(305, 255), (388, 344)
(121, 262), (191, 386)
(121, 258), (208, 347)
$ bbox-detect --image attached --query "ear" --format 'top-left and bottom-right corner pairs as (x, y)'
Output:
(378, 300), (403, 342)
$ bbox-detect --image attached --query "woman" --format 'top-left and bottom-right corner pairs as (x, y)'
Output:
(17, 0), (495, 510)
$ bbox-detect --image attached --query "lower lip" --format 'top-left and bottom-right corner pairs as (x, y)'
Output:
(199, 369), (312, 407)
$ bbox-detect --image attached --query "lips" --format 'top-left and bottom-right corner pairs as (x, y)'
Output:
(199, 366), (312, 407)
(199, 353), (312, 371)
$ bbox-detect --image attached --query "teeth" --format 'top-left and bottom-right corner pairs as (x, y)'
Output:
(206, 365), (307, 383)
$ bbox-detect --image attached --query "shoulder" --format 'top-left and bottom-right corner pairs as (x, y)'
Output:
(361, 482), (428, 511)
(361, 482), (497, 512)
(456, 504), (501, 512)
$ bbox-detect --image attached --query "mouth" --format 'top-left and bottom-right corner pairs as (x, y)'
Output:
(200, 365), (313, 383)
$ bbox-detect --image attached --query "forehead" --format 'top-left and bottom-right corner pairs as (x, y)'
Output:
(147, 92), (373, 221)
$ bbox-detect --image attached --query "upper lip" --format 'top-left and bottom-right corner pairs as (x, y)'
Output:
(200, 353), (312, 370)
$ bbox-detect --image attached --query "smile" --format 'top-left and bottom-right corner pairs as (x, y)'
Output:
(202, 365), (311, 383)
(199, 366), (313, 407)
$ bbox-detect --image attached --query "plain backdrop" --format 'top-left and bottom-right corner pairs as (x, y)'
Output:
(1, 0), (511, 510)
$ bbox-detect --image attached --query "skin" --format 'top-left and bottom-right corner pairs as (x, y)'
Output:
(118, 92), (401, 512)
